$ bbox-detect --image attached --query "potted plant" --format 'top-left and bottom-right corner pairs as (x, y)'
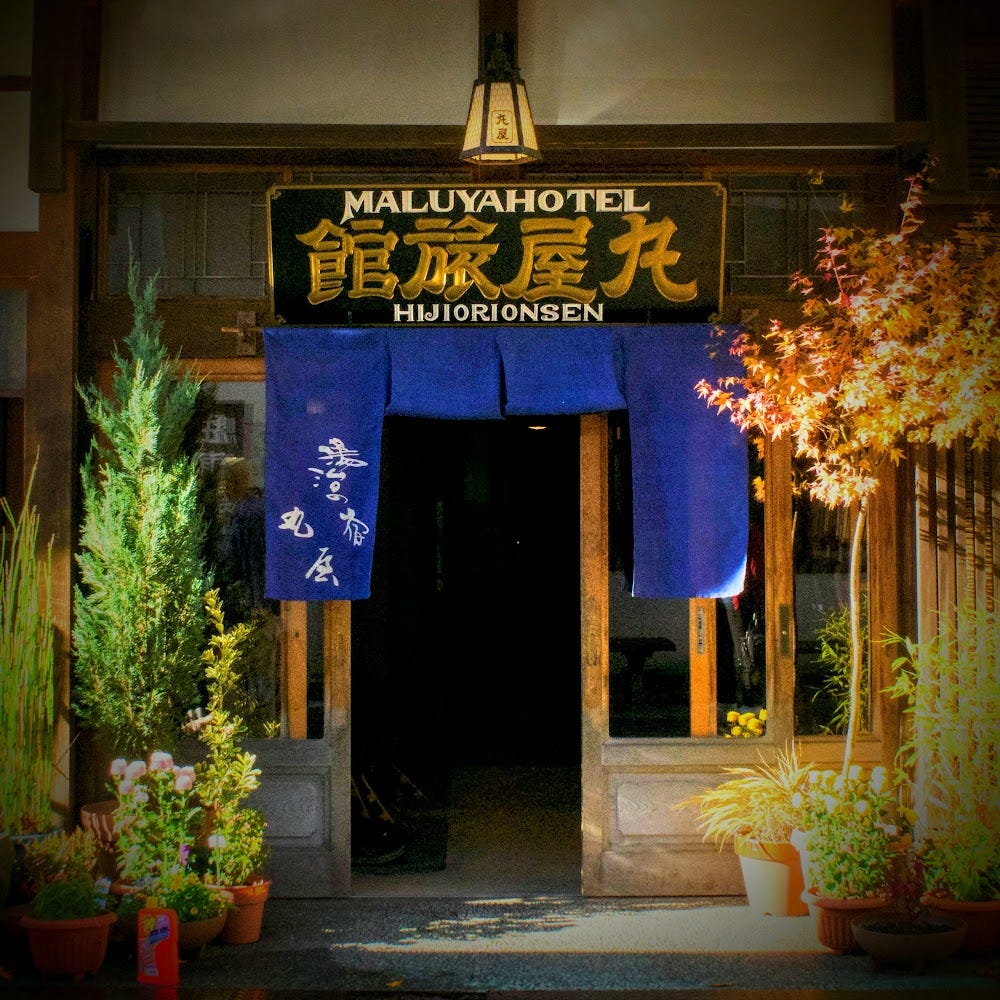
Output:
(19, 871), (116, 981)
(109, 754), (233, 953)
(73, 262), (211, 761)
(142, 871), (230, 956)
(851, 845), (966, 972)
(195, 589), (271, 944)
(110, 750), (203, 890)
(888, 605), (1000, 955)
(1, 460), (57, 856)
(206, 809), (270, 944)
(681, 746), (814, 916)
(796, 764), (899, 952)
(17, 828), (98, 901)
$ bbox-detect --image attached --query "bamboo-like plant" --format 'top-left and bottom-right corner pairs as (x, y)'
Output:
(696, 160), (1000, 773)
(0, 461), (56, 834)
(888, 605), (1000, 900)
(72, 264), (211, 757)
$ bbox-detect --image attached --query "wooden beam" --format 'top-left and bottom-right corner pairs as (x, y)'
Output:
(63, 120), (932, 153)
(0, 232), (40, 280)
(29, 158), (80, 825)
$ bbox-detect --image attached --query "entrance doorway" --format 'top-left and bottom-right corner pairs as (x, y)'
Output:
(351, 415), (582, 896)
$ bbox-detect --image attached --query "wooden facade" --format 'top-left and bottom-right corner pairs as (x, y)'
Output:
(3, 1), (997, 897)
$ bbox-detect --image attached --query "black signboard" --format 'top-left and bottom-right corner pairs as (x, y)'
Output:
(268, 182), (725, 325)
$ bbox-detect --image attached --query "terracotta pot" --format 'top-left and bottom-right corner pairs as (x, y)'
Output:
(176, 911), (227, 955)
(735, 837), (807, 916)
(219, 879), (271, 945)
(851, 913), (966, 972)
(923, 893), (1000, 955)
(20, 911), (116, 981)
(805, 891), (888, 953)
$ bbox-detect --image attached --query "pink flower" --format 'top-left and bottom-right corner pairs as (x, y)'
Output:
(134, 788), (149, 804)
(174, 772), (194, 792)
(118, 779), (134, 795)
(125, 760), (147, 779)
(149, 751), (174, 771)
(110, 758), (127, 777)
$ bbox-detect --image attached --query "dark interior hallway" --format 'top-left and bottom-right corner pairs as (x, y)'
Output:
(351, 416), (582, 896)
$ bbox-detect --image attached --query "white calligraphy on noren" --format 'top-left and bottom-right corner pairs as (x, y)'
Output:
(280, 436), (370, 585)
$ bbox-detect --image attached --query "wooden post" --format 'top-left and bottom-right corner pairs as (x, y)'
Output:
(280, 601), (309, 739)
(688, 598), (717, 736)
(763, 436), (795, 740)
(580, 413), (608, 894)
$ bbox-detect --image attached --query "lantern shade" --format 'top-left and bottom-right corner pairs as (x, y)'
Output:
(460, 78), (540, 164)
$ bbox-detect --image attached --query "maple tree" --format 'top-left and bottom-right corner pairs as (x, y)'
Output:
(696, 162), (1000, 772)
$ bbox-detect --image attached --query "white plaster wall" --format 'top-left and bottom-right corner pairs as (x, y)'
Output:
(1, 1), (897, 232)
(521, 0), (894, 124)
(99, 0), (894, 125)
(99, 0), (479, 124)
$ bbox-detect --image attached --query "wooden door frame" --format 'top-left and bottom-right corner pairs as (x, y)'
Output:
(580, 413), (609, 891)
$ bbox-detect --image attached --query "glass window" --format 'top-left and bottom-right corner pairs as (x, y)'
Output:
(607, 412), (765, 739)
(107, 173), (271, 297)
(792, 488), (870, 736)
(197, 380), (289, 737)
(0, 289), (26, 394)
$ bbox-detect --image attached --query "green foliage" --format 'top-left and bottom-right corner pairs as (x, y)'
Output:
(208, 808), (269, 887)
(197, 590), (267, 885)
(147, 871), (229, 922)
(72, 264), (210, 756)
(810, 597), (870, 735)
(798, 765), (898, 899)
(20, 829), (97, 891)
(921, 819), (1000, 902)
(31, 874), (100, 920)
(0, 461), (56, 833)
(682, 746), (815, 848)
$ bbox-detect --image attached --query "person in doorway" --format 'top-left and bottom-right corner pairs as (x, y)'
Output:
(215, 456), (279, 731)
(217, 456), (267, 618)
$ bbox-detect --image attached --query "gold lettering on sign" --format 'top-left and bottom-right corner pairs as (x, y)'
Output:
(503, 217), (596, 303)
(399, 216), (501, 301)
(601, 214), (697, 302)
(297, 219), (399, 302)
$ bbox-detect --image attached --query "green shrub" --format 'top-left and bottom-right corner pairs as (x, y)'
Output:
(31, 874), (99, 920)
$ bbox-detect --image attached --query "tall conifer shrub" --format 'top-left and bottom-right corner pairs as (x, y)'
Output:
(73, 265), (210, 757)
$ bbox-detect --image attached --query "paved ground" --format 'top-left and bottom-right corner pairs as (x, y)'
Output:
(3, 895), (998, 998)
